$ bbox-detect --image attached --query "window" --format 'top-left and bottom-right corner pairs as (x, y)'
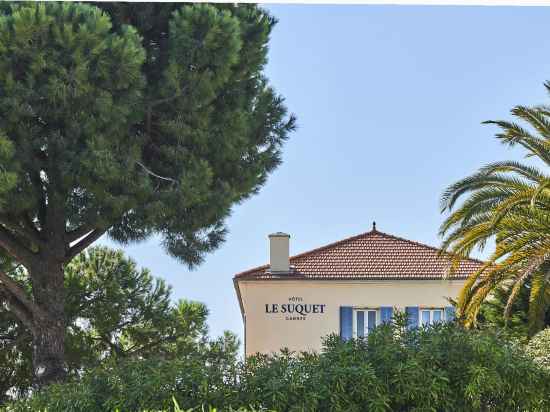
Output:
(420, 308), (444, 326)
(353, 308), (379, 338)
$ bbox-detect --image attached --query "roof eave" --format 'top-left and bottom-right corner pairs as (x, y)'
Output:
(234, 274), (471, 281)
(233, 277), (245, 321)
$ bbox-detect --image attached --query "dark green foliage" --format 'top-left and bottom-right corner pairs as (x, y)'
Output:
(0, 276), (31, 405)
(8, 322), (549, 412)
(0, 1), (293, 385)
(0, 1), (294, 265)
(240, 325), (550, 412)
(0, 246), (227, 403)
(7, 337), (240, 412)
(0, 2), (146, 229)
(478, 280), (550, 341)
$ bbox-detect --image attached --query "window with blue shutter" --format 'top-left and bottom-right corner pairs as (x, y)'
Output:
(380, 306), (393, 324)
(445, 306), (456, 322)
(406, 306), (419, 329)
(340, 306), (353, 341)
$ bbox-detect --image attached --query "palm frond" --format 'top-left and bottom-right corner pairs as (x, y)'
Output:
(528, 269), (550, 336)
(441, 87), (550, 336)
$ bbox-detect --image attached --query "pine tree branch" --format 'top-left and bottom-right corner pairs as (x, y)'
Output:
(91, 334), (124, 357)
(0, 215), (44, 247)
(0, 225), (38, 266)
(66, 228), (106, 261)
(149, 86), (188, 108)
(66, 225), (94, 244)
(0, 283), (36, 332)
(149, 94), (180, 108)
(136, 161), (178, 184)
(125, 332), (185, 357)
(0, 269), (39, 316)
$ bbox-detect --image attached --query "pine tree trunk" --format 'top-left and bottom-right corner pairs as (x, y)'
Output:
(29, 258), (67, 386)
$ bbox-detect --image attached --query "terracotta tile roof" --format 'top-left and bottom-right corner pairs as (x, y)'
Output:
(234, 229), (484, 281)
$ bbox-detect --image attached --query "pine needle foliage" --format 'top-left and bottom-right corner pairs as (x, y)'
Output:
(0, 2), (294, 385)
(0, 247), (233, 404)
(0, 2), (295, 267)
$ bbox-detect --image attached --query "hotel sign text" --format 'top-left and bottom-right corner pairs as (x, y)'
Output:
(265, 296), (326, 321)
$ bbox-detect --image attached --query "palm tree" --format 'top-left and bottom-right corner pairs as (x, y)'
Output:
(440, 84), (550, 336)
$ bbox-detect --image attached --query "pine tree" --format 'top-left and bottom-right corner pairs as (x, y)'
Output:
(0, 2), (295, 386)
(0, 246), (234, 403)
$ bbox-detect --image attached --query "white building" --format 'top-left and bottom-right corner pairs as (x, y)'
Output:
(234, 225), (483, 356)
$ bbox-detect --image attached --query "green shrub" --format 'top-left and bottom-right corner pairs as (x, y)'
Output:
(526, 328), (550, 371)
(6, 355), (239, 412)
(6, 322), (550, 412)
(240, 323), (550, 412)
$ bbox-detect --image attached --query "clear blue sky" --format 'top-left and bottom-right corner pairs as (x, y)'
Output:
(102, 5), (550, 345)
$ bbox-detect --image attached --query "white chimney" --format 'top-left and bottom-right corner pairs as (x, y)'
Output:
(269, 232), (290, 273)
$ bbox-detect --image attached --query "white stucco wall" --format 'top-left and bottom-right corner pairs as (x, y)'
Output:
(237, 279), (465, 356)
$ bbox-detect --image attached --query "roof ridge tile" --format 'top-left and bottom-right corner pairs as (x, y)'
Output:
(234, 228), (484, 280)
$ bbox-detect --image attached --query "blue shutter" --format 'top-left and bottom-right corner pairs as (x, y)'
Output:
(445, 306), (456, 322)
(340, 306), (353, 341)
(380, 306), (393, 324)
(406, 306), (419, 329)
(357, 311), (364, 338)
(367, 310), (376, 332)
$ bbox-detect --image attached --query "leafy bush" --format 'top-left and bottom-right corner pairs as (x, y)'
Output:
(526, 328), (550, 371)
(0, 247), (227, 402)
(240, 323), (550, 412)
(5, 331), (241, 412)
(6, 322), (550, 412)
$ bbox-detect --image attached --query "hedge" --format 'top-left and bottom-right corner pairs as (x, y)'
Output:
(5, 322), (550, 412)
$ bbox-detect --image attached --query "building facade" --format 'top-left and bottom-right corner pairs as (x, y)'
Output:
(234, 226), (483, 357)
